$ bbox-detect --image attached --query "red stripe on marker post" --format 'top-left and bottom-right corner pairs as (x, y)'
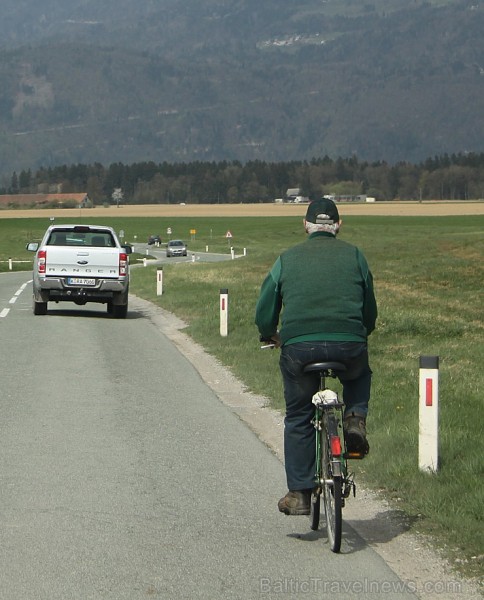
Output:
(426, 378), (433, 406)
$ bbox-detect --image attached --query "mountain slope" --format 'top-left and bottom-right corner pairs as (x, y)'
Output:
(0, 0), (482, 177)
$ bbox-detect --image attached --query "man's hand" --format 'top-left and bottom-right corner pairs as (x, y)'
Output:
(270, 332), (281, 348)
(259, 332), (281, 349)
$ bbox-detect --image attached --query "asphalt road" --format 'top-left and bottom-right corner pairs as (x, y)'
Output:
(0, 271), (420, 599)
(135, 243), (241, 264)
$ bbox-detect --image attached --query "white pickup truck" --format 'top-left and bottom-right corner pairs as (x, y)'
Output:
(27, 224), (133, 318)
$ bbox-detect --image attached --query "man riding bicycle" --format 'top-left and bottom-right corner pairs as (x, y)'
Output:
(255, 197), (377, 516)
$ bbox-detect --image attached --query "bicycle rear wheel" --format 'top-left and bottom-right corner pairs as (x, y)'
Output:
(322, 422), (343, 552)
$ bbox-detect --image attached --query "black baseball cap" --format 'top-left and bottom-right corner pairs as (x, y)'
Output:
(305, 197), (340, 224)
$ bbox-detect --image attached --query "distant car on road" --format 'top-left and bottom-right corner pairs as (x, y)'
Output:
(166, 239), (187, 257)
(148, 235), (162, 245)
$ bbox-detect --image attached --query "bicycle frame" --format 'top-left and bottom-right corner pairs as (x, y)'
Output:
(313, 395), (355, 499)
(309, 365), (356, 552)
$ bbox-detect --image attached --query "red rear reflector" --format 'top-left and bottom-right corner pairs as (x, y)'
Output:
(331, 435), (342, 456)
(38, 250), (46, 274)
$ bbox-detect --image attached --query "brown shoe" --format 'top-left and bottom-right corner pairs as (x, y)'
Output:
(278, 490), (311, 515)
(344, 413), (370, 455)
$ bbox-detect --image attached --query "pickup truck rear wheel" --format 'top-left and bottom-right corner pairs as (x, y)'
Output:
(112, 303), (128, 319)
(33, 300), (48, 315)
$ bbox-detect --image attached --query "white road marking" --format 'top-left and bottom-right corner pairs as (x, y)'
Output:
(1, 281), (31, 317)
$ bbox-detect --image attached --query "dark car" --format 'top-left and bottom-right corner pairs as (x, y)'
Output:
(148, 235), (162, 245)
(166, 239), (187, 257)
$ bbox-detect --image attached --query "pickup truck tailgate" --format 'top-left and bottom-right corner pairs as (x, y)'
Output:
(44, 247), (122, 278)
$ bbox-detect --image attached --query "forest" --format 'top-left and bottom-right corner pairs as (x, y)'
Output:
(3, 152), (483, 205)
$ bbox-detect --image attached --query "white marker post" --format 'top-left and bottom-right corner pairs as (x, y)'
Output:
(419, 355), (439, 473)
(220, 288), (228, 337)
(156, 268), (163, 296)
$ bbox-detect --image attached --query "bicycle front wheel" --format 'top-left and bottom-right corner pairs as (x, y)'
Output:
(310, 489), (321, 531)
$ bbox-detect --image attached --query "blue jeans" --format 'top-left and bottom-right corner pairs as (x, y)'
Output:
(279, 341), (372, 491)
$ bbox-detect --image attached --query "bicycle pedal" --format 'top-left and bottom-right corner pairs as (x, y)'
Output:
(343, 480), (356, 499)
(346, 451), (365, 460)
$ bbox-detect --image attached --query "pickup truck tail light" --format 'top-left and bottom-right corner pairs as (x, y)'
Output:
(119, 253), (128, 276)
(38, 250), (47, 274)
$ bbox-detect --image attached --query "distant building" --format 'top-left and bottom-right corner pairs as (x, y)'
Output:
(326, 194), (367, 203)
(285, 188), (309, 203)
(286, 188), (300, 200)
(0, 193), (90, 208)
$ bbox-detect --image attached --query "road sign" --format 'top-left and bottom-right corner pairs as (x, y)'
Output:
(225, 231), (233, 238)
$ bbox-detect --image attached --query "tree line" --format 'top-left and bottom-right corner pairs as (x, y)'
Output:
(3, 152), (484, 205)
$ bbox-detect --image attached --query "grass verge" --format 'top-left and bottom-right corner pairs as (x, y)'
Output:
(130, 215), (484, 581)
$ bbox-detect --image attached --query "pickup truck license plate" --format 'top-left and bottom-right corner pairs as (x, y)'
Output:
(67, 277), (96, 286)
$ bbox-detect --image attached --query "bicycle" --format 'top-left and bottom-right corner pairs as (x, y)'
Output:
(260, 339), (363, 552)
(305, 361), (360, 553)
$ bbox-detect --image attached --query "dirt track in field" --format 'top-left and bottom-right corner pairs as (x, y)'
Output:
(1, 201), (483, 219)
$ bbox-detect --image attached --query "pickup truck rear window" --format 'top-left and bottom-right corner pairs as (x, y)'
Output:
(47, 231), (115, 247)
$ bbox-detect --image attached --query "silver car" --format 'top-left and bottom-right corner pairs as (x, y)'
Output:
(166, 239), (187, 257)
(26, 224), (131, 317)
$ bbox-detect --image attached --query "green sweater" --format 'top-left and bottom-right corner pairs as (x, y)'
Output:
(255, 232), (377, 346)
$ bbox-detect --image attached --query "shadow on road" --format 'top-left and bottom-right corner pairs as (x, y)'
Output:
(286, 508), (419, 555)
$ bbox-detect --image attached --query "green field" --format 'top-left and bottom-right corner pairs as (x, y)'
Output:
(1, 214), (483, 580)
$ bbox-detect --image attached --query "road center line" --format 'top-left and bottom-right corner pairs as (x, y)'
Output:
(2, 282), (31, 316)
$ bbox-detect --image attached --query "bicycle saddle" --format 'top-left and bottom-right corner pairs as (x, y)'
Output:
(303, 361), (347, 374)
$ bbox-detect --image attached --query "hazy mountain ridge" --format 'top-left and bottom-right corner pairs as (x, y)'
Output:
(0, 0), (482, 177)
